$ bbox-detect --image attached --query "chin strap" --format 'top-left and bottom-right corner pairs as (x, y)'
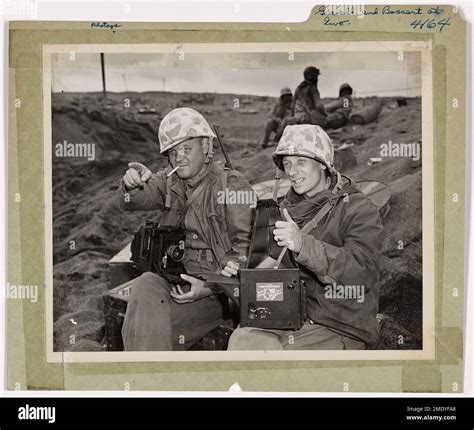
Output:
(204, 137), (214, 164)
(165, 162), (172, 210)
(331, 171), (343, 194)
(272, 168), (282, 202)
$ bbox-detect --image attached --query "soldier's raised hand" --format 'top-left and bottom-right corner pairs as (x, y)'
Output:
(123, 162), (152, 190)
(273, 208), (303, 253)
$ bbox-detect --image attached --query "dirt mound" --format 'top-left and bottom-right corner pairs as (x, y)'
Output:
(52, 92), (422, 351)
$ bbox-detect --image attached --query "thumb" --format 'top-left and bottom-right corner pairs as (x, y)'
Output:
(180, 274), (192, 282)
(282, 208), (294, 223)
(141, 169), (152, 183)
(238, 255), (247, 263)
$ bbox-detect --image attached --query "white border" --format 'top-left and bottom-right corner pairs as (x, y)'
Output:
(43, 41), (435, 363)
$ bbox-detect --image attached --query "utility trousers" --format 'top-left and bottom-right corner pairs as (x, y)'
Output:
(228, 322), (367, 350)
(122, 272), (225, 351)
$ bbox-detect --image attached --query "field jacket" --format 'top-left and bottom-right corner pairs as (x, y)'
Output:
(281, 176), (384, 345)
(118, 162), (254, 276)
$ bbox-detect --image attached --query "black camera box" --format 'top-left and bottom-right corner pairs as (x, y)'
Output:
(239, 268), (307, 330)
(131, 221), (186, 276)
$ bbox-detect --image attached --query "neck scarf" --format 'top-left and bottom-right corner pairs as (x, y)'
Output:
(282, 175), (358, 229)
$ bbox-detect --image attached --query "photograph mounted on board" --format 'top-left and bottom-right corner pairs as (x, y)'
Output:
(44, 42), (434, 362)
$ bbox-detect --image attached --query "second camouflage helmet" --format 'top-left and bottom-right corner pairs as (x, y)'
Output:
(272, 124), (335, 174)
(158, 107), (216, 154)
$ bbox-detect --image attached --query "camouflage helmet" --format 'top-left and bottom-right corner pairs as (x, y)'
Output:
(280, 87), (292, 97)
(272, 124), (335, 174)
(158, 107), (216, 154)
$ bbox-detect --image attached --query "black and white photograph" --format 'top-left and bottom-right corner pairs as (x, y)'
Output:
(44, 42), (434, 360)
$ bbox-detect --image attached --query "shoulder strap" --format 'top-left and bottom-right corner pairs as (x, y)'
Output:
(300, 200), (334, 235)
(184, 178), (209, 213)
(221, 167), (228, 195)
(273, 199), (335, 269)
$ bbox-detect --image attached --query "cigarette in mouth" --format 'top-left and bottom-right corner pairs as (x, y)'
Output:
(167, 166), (180, 177)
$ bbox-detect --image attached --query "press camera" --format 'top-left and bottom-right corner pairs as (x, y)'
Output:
(130, 220), (186, 285)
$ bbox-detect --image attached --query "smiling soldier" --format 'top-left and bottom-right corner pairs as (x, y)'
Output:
(228, 124), (384, 350)
(118, 107), (254, 351)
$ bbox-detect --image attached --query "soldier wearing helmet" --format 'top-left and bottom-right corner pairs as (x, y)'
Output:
(118, 107), (254, 351)
(274, 66), (328, 142)
(228, 125), (384, 350)
(325, 83), (354, 129)
(261, 87), (293, 148)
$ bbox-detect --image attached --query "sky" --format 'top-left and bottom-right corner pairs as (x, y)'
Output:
(51, 51), (422, 98)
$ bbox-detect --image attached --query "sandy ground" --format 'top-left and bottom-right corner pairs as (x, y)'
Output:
(51, 91), (422, 351)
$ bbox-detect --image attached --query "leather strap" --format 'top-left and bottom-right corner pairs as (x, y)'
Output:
(272, 168), (281, 202)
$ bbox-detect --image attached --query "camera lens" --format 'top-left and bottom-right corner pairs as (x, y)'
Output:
(168, 245), (184, 262)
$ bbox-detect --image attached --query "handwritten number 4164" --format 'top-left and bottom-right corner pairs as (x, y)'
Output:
(410, 17), (451, 32)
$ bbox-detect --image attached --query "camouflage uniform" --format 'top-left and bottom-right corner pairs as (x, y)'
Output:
(119, 108), (254, 351)
(228, 125), (384, 350)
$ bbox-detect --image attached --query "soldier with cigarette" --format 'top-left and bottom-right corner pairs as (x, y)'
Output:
(117, 108), (254, 351)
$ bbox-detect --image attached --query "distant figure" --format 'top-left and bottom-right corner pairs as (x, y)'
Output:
(325, 83), (354, 129)
(261, 87), (293, 148)
(274, 66), (327, 141)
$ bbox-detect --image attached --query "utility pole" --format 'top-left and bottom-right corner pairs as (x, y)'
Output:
(100, 53), (107, 102)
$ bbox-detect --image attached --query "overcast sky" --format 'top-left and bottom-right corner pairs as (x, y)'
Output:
(52, 52), (421, 98)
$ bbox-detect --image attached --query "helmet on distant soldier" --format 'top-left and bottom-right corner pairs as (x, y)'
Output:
(272, 124), (335, 175)
(339, 83), (353, 97)
(303, 66), (321, 82)
(280, 87), (293, 97)
(158, 107), (216, 154)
